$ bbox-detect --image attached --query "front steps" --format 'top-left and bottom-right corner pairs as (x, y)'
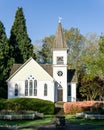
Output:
(55, 102), (64, 115)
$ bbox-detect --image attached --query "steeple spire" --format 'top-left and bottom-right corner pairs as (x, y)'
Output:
(53, 21), (67, 49)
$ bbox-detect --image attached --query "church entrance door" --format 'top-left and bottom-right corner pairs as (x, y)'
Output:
(57, 87), (63, 101)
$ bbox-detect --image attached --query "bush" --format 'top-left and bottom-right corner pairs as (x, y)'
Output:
(0, 98), (55, 115)
(64, 101), (104, 114)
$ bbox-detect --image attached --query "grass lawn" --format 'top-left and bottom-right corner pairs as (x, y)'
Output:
(66, 115), (104, 126)
(0, 115), (54, 128)
(0, 115), (104, 129)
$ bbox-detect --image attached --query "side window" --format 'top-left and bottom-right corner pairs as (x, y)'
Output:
(15, 83), (18, 96)
(44, 83), (48, 96)
(25, 80), (28, 96)
(34, 80), (37, 96)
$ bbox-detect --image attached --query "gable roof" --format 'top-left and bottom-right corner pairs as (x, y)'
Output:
(7, 57), (53, 82)
(53, 22), (67, 49)
(9, 63), (53, 77)
(40, 64), (53, 77)
(10, 64), (22, 76)
(8, 59), (77, 83)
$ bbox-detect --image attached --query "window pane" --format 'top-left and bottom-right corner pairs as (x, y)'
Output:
(44, 84), (47, 96)
(34, 80), (37, 88)
(25, 80), (28, 89)
(34, 89), (37, 96)
(29, 80), (33, 96)
(25, 80), (28, 96)
(15, 84), (18, 96)
(34, 80), (37, 96)
(25, 89), (28, 96)
(30, 80), (33, 88)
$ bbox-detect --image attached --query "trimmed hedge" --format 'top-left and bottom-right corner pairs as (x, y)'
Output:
(0, 98), (55, 114)
(64, 101), (104, 114)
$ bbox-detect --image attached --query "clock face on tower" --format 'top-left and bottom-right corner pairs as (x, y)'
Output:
(57, 56), (63, 64)
(57, 71), (63, 76)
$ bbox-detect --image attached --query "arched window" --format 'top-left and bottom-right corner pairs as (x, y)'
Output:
(25, 75), (38, 97)
(25, 80), (28, 96)
(44, 84), (48, 96)
(15, 83), (18, 96)
(34, 80), (37, 96)
(29, 80), (33, 96)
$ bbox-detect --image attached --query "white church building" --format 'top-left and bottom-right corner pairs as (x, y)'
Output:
(7, 22), (77, 102)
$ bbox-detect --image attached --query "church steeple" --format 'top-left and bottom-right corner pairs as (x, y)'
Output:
(53, 20), (68, 102)
(53, 22), (67, 49)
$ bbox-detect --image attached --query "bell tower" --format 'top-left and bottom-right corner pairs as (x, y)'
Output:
(53, 20), (67, 102)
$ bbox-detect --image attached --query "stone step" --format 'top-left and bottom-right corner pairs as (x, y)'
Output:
(55, 102), (64, 108)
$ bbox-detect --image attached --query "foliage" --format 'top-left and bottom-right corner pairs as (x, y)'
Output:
(9, 7), (34, 63)
(77, 33), (99, 76)
(0, 21), (14, 98)
(0, 98), (55, 115)
(64, 27), (85, 69)
(38, 36), (54, 63)
(79, 76), (104, 100)
(99, 34), (104, 54)
(77, 33), (103, 100)
(97, 35), (104, 79)
(64, 101), (104, 114)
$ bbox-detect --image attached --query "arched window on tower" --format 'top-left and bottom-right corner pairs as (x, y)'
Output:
(15, 83), (18, 96)
(44, 83), (48, 96)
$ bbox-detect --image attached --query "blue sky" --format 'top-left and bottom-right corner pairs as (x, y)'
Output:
(0, 0), (104, 43)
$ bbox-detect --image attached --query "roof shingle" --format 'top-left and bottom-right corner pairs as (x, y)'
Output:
(53, 22), (67, 49)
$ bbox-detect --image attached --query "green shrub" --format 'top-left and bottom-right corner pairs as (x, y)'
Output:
(0, 99), (6, 110)
(0, 98), (55, 114)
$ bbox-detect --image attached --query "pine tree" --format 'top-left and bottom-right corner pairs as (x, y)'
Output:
(9, 7), (34, 63)
(0, 21), (14, 98)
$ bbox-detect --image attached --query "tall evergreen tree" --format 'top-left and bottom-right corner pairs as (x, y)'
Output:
(0, 21), (14, 98)
(9, 7), (34, 63)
